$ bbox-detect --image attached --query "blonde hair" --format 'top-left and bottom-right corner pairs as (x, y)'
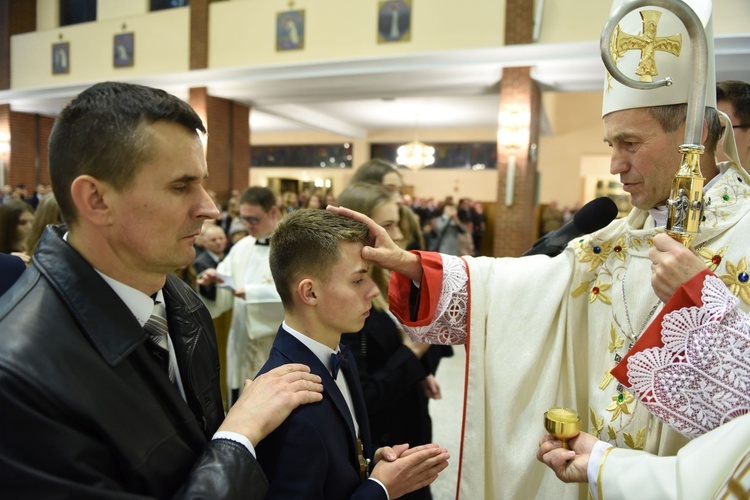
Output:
(25, 195), (63, 255)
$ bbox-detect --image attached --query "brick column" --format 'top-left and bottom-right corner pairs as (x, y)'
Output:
(493, 0), (541, 257)
(190, 88), (250, 205)
(0, 0), (36, 90)
(189, 0), (212, 70)
(6, 111), (54, 188)
(190, 0), (250, 206)
(0, 1), (38, 187)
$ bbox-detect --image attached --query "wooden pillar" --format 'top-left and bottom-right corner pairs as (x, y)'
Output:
(493, 0), (542, 257)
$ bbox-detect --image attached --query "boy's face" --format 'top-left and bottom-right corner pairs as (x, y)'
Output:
(314, 241), (380, 337)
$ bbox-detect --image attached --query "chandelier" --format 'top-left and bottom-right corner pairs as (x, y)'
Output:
(396, 140), (435, 171)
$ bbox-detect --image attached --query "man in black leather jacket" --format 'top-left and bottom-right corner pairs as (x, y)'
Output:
(0, 82), (324, 499)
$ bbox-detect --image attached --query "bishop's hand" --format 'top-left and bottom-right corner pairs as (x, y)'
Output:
(327, 205), (423, 282)
(536, 432), (599, 484)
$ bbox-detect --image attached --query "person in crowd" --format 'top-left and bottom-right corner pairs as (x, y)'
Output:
(470, 201), (486, 256)
(280, 190), (298, 213)
(348, 160), (451, 380)
(430, 203), (466, 255)
(350, 158), (425, 251)
(193, 223), (228, 302)
(0, 198), (34, 264)
(538, 233), (750, 498)
(304, 189), (325, 209)
(24, 193), (63, 257)
(227, 216), (249, 245)
(330, 1), (749, 497)
(217, 190), (241, 237)
(23, 183), (49, 210)
(337, 182), (442, 499)
(197, 186), (284, 406)
(0, 81), (324, 498)
(256, 208), (450, 499)
(716, 80), (750, 170)
(0, 184), (12, 203)
(540, 201), (564, 237)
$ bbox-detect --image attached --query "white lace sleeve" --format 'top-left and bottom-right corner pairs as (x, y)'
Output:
(402, 254), (468, 345)
(626, 274), (750, 438)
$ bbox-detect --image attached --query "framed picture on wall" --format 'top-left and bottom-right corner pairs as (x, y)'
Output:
(377, 0), (412, 43)
(276, 10), (305, 51)
(52, 42), (70, 75)
(113, 33), (135, 68)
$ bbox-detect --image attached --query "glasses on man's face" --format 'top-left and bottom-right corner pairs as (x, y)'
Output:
(732, 124), (750, 130)
(240, 215), (264, 225)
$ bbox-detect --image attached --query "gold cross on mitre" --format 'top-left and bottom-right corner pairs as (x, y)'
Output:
(611, 10), (682, 82)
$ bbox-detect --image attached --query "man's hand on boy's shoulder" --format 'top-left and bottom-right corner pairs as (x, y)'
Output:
(218, 364), (323, 446)
(370, 443), (450, 499)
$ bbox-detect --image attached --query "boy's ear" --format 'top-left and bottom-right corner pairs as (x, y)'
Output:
(297, 278), (318, 306)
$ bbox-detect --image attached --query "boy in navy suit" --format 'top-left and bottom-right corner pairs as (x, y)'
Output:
(257, 209), (450, 499)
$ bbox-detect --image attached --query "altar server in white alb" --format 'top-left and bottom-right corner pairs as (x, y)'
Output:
(330, 0), (750, 498)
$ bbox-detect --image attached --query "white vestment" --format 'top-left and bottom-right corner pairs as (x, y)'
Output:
(204, 236), (283, 394)
(598, 412), (750, 499)
(390, 162), (750, 499)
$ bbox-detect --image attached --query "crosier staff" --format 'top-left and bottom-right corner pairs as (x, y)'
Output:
(601, 0), (709, 247)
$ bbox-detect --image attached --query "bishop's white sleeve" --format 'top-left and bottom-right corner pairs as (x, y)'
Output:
(597, 413), (750, 500)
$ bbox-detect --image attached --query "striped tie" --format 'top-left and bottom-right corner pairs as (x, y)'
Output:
(144, 301), (175, 383)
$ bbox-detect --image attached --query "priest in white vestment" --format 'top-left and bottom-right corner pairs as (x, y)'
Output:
(198, 187), (284, 405)
(331, 0), (750, 498)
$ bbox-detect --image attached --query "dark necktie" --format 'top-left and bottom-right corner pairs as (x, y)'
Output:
(330, 345), (350, 380)
(255, 238), (270, 246)
(144, 301), (175, 383)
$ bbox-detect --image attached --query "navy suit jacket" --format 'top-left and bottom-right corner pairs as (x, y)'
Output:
(255, 327), (387, 500)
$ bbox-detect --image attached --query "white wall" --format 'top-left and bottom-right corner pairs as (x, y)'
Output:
(13, 8), (190, 89)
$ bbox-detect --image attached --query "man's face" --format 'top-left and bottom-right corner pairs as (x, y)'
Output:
(104, 121), (219, 278)
(239, 202), (277, 239)
(603, 108), (683, 210)
(718, 99), (749, 169)
(202, 226), (227, 255)
(315, 241), (380, 337)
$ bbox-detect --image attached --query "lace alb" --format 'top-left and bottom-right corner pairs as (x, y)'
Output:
(403, 254), (468, 345)
(626, 274), (750, 438)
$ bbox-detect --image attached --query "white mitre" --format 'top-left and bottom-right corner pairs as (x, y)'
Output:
(602, 0), (716, 117)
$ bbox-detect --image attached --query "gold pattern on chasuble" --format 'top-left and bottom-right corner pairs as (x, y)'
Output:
(578, 239), (615, 272)
(572, 237), (625, 301)
(590, 408), (604, 439)
(606, 390), (635, 420)
(699, 245), (728, 271)
(719, 258), (750, 305)
(608, 324), (624, 353)
(624, 427), (647, 451)
(607, 10), (682, 91)
(599, 371), (615, 391)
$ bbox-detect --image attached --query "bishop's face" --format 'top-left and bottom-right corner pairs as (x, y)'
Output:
(603, 108), (683, 210)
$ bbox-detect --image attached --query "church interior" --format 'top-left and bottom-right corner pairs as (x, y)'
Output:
(1, 0), (749, 256)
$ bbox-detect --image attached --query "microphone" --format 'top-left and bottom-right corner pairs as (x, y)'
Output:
(523, 197), (619, 257)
